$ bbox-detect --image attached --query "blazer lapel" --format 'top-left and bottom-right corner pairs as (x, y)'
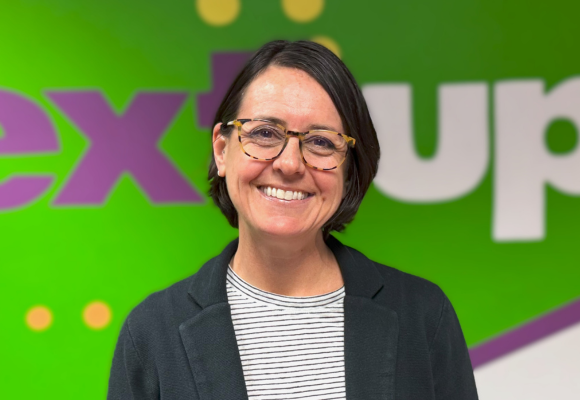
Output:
(180, 239), (248, 400)
(180, 303), (248, 400)
(344, 296), (398, 399)
(327, 236), (399, 399)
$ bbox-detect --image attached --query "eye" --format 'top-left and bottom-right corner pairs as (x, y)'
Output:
(249, 126), (284, 140)
(305, 135), (336, 150)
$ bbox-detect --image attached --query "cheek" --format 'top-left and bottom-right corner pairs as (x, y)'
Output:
(225, 154), (267, 194)
(317, 175), (345, 204)
(236, 162), (264, 184)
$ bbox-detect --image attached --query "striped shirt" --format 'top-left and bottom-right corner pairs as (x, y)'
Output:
(226, 266), (347, 399)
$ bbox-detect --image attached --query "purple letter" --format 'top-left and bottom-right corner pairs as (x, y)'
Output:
(47, 91), (203, 205)
(0, 90), (59, 210)
(196, 52), (252, 128)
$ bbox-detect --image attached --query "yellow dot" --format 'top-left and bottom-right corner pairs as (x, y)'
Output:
(83, 301), (112, 330)
(311, 36), (342, 59)
(196, 0), (240, 26)
(282, 0), (324, 23)
(26, 305), (52, 331)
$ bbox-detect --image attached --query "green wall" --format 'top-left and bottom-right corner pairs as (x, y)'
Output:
(1, 1), (579, 398)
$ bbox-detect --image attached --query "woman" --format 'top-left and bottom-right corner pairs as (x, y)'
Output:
(108, 40), (478, 399)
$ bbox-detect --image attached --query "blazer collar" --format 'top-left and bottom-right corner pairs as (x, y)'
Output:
(187, 235), (385, 307)
(182, 236), (398, 400)
(187, 238), (238, 308)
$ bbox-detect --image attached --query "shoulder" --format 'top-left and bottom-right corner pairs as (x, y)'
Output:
(121, 239), (236, 341)
(342, 246), (477, 395)
(345, 245), (449, 339)
(345, 244), (446, 305)
(374, 259), (446, 309)
(123, 275), (200, 345)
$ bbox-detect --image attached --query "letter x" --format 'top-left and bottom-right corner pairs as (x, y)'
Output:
(47, 91), (203, 205)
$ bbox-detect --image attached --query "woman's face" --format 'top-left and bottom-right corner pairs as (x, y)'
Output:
(213, 65), (346, 239)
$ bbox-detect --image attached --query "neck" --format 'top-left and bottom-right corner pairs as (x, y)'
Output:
(232, 226), (344, 296)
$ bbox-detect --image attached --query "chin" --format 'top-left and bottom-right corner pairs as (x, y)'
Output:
(253, 217), (314, 239)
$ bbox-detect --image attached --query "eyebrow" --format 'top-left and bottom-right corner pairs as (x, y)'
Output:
(253, 115), (341, 133)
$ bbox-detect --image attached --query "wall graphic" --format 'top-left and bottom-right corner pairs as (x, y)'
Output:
(1, 1), (579, 398)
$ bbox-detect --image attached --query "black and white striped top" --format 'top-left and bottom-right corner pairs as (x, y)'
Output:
(226, 266), (347, 399)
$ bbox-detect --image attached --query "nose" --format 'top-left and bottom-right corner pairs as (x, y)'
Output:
(272, 137), (305, 175)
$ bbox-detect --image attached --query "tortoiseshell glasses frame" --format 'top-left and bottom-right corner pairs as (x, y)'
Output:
(223, 118), (356, 171)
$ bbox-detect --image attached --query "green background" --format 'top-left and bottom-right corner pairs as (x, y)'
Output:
(1, 0), (579, 398)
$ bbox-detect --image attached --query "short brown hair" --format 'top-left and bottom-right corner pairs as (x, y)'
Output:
(208, 40), (380, 236)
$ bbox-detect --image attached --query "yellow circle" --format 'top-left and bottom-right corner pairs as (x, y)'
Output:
(26, 305), (52, 331)
(282, 0), (324, 23)
(83, 301), (112, 330)
(196, 0), (240, 26)
(311, 36), (342, 59)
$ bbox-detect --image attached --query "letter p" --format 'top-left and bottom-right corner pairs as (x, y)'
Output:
(494, 78), (580, 241)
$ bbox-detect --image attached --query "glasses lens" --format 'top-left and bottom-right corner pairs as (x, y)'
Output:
(239, 121), (285, 159)
(302, 131), (348, 169)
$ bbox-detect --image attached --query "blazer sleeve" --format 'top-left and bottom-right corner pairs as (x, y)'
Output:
(429, 295), (479, 400)
(107, 320), (159, 400)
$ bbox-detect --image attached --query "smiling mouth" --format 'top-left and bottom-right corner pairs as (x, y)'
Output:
(259, 186), (313, 201)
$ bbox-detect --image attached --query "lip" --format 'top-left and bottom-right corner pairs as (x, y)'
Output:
(256, 186), (314, 204)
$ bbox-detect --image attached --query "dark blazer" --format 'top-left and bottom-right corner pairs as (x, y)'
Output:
(108, 236), (478, 399)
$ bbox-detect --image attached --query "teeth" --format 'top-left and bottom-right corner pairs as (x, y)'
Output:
(262, 186), (309, 201)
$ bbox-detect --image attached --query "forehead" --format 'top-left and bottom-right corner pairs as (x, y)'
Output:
(238, 66), (343, 131)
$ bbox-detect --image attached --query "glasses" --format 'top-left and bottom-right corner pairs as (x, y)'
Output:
(223, 119), (356, 171)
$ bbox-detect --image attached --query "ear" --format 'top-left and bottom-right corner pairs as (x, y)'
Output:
(212, 123), (228, 176)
